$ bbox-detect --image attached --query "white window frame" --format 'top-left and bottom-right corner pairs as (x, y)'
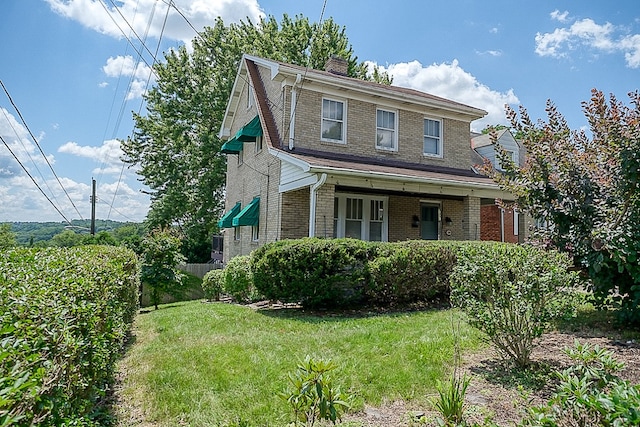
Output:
(237, 149), (243, 166)
(513, 210), (519, 236)
(255, 135), (263, 153)
(234, 226), (241, 241)
(321, 97), (346, 143)
(423, 118), (443, 158)
(496, 149), (517, 170)
(375, 108), (397, 151)
(333, 193), (388, 242)
(251, 223), (259, 242)
(246, 85), (255, 109)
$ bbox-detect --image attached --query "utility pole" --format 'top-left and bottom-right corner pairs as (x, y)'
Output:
(90, 178), (96, 236)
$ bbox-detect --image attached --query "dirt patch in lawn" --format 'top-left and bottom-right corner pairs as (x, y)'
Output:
(340, 330), (640, 427)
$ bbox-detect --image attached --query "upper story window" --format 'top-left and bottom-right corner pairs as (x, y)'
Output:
(321, 98), (345, 143)
(255, 136), (263, 153)
(423, 118), (442, 157)
(496, 149), (517, 170)
(246, 85), (255, 109)
(376, 109), (397, 151)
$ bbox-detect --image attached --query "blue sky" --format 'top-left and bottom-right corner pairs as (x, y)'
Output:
(1, 0), (639, 223)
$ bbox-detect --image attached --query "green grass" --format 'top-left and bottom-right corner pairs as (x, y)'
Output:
(116, 301), (484, 426)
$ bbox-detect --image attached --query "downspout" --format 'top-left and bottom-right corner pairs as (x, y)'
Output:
(500, 208), (505, 242)
(309, 173), (327, 237)
(289, 74), (302, 150)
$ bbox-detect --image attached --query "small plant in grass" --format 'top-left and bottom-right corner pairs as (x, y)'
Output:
(521, 341), (640, 426)
(432, 372), (471, 426)
(202, 268), (224, 301)
(450, 242), (580, 369)
(281, 356), (352, 427)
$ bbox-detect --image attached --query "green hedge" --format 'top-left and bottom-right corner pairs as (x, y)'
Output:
(249, 239), (579, 311)
(251, 238), (376, 308)
(0, 246), (140, 426)
(367, 241), (456, 304)
(202, 268), (224, 301)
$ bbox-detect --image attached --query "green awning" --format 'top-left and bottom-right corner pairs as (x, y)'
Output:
(232, 197), (260, 227)
(218, 202), (242, 228)
(235, 115), (263, 142)
(220, 137), (243, 154)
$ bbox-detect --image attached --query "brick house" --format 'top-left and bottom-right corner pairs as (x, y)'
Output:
(217, 54), (513, 262)
(471, 129), (527, 243)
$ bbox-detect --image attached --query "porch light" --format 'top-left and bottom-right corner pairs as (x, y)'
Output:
(445, 216), (452, 225)
(411, 215), (420, 228)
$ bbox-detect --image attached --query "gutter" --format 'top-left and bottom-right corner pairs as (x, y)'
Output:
(289, 73), (302, 150)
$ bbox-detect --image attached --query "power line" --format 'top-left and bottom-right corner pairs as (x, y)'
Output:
(97, 0), (157, 74)
(0, 80), (85, 220)
(108, 0), (172, 220)
(0, 107), (63, 206)
(0, 134), (72, 224)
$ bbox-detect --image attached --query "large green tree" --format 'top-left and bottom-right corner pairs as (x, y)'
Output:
(486, 89), (640, 324)
(121, 14), (389, 262)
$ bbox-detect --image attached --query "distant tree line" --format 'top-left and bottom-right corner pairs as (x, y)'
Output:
(2, 221), (146, 254)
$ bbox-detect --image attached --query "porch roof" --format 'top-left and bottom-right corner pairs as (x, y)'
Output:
(272, 148), (513, 200)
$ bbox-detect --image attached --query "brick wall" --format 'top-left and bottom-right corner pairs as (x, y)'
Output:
(281, 188), (310, 240)
(291, 86), (473, 169)
(480, 205), (519, 243)
(221, 74), (283, 262)
(314, 182), (336, 238)
(462, 196), (481, 240)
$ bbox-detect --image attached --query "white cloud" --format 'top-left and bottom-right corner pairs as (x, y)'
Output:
(102, 55), (155, 99)
(45, 0), (264, 45)
(0, 173), (150, 222)
(550, 10), (570, 23)
(536, 14), (640, 68)
(1, 111), (149, 222)
(0, 108), (52, 178)
(490, 27), (498, 34)
(476, 49), (502, 57)
(58, 138), (123, 165)
(368, 59), (519, 132)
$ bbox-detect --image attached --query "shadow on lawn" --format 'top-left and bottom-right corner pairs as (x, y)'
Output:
(254, 298), (452, 323)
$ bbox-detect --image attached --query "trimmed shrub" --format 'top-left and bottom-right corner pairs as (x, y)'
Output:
(223, 255), (261, 303)
(251, 238), (376, 308)
(367, 241), (456, 304)
(0, 246), (139, 426)
(202, 268), (224, 301)
(449, 242), (580, 368)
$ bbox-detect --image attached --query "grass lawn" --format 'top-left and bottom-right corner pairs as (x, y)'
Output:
(115, 300), (484, 426)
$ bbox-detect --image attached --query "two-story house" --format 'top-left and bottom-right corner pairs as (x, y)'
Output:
(217, 54), (513, 262)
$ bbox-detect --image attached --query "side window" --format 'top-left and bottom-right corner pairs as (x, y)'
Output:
(321, 98), (345, 143)
(423, 118), (442, 157)
(247, 85), (254, 109)
(255, 136), (263, 153)
(376, 109), (397, 151)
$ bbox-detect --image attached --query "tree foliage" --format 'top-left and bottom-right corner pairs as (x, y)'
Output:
(121, 14), (390, 262)
(139, 228), (186, 310)
(0, 224), (16, 249)
(485, 89), (640, 323)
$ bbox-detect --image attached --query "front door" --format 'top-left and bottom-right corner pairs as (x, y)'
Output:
(421, 204), (439, 240)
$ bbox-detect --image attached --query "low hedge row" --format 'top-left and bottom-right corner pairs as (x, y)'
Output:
(0, 246), (140, 426)
(248, 238), (577, 309)
(250, 238), (459, 308)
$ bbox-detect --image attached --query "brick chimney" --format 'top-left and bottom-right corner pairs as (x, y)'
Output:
(325, 55), (348, 76)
